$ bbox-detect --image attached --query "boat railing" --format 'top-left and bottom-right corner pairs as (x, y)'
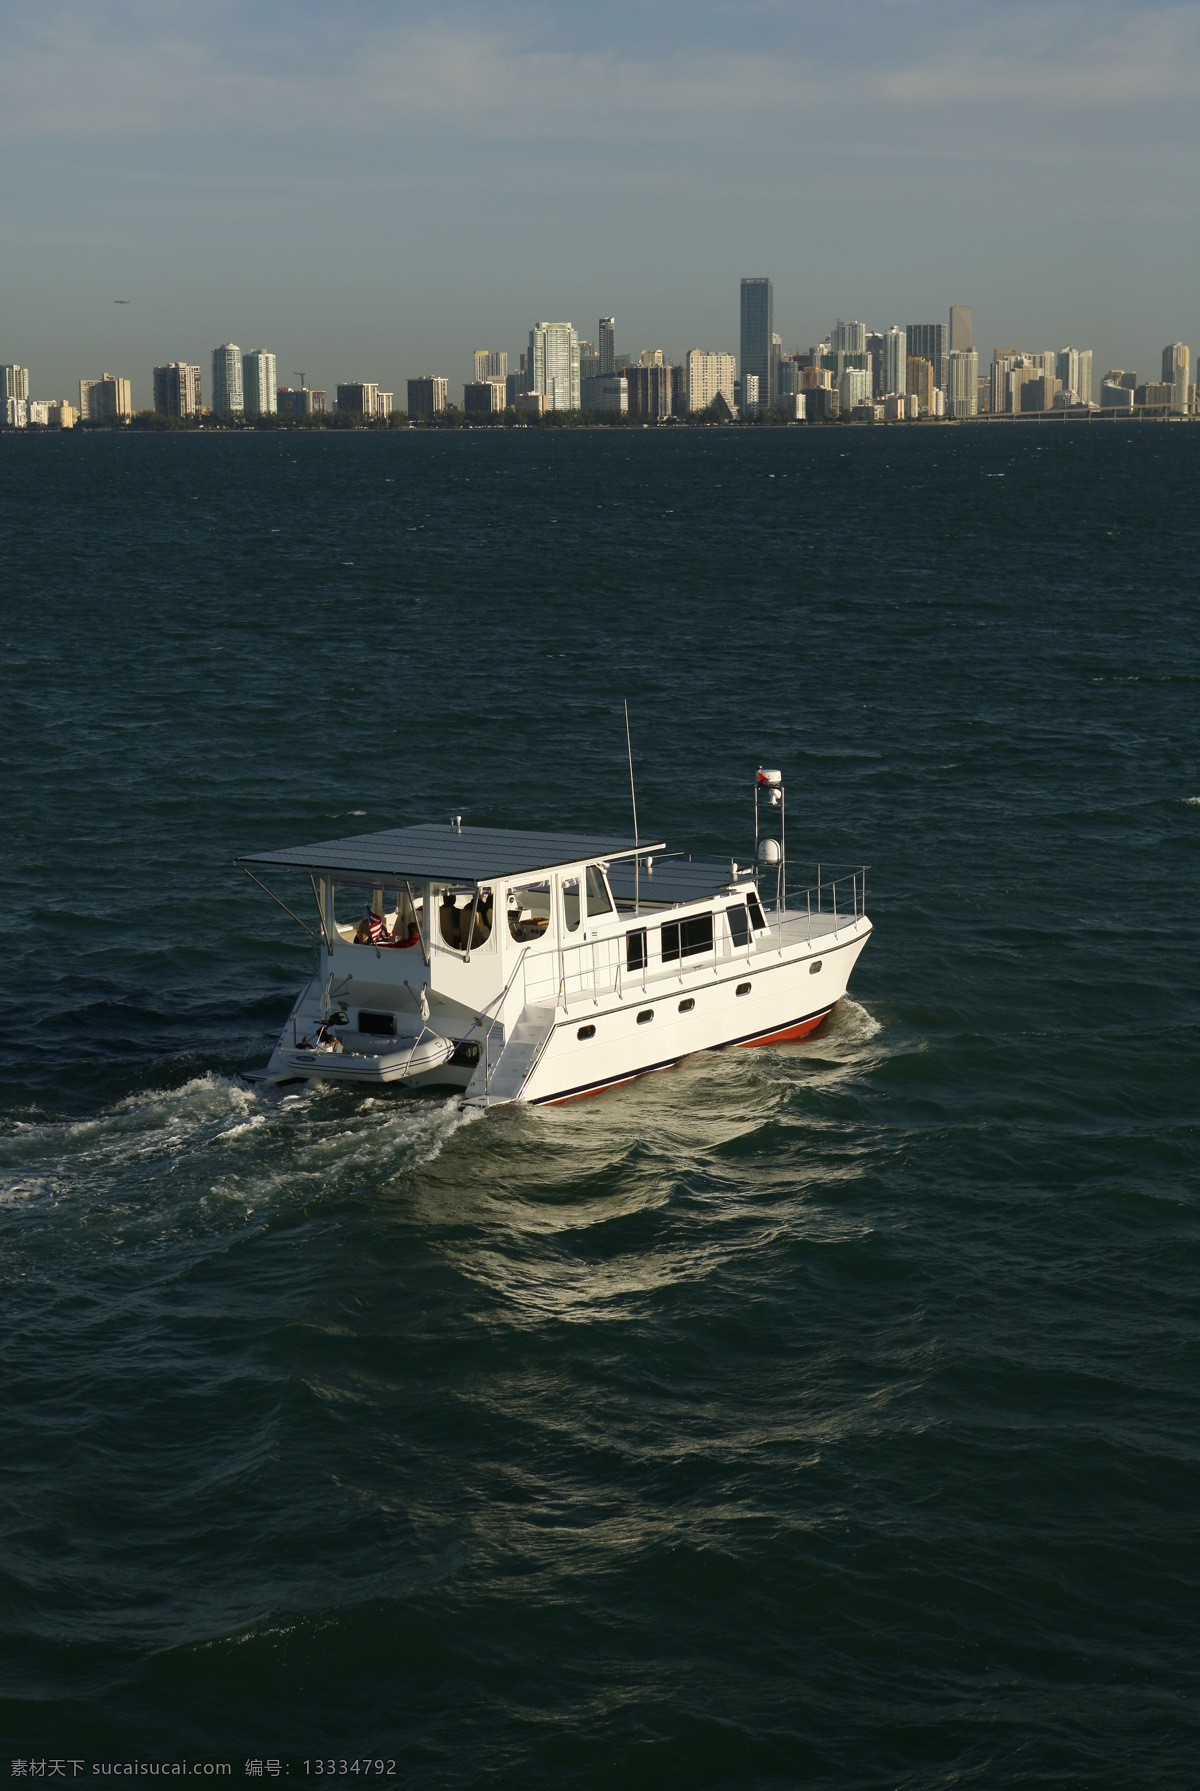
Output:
(774, 864), (869, 946)
(480, 945), (533, 1095)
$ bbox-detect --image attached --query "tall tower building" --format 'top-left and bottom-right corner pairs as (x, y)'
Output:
(153, 362), (202, 417)
(946, 348), (979, 418)
(949, 306), (973, 353)
(528, 322), (580, 411)
(740, 278), (773, 396)
(242, 350), (277, 417)
(907, 323), (945, 393)
(212, 344), (243, 417)
(882, 327), (907, 397)
(832, 319), (867, 355)
(473, 350), (508, 382)
(1162, 342), (1190, 413)
(599, 318), (615, 376)
(2, 364), (30, 403)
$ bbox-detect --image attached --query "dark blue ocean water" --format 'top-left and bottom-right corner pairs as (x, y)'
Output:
(1, 425), (1198, 1785)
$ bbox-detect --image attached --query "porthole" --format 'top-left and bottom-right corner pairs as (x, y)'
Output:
(736, 982), (751, 997)
(577, 1024), (595, 1040)
(637, 1009), (654, 1025)
(810, 959), (822, 975)
(678, 997), (695, 1013)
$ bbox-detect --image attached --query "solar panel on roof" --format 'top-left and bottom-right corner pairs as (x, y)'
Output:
(236, 822), (662, 883)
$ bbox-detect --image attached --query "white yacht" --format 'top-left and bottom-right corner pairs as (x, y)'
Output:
(238, 772), (871, 1106)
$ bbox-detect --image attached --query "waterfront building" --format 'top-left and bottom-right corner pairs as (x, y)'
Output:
(949, 305), (973, 353)
(906, 357), (934, 414)
(578, 340), (599, 380)
(79, 374), (132, 422)
(741, 372), (762, 414)
(26, 398), (77, 428)
(807, 386), (838, 422)
(832, 319), (867, 355)
(473, 350), (508, 383)
(881, 327), (906, 397)
(277, 386), (326, 418)
(906, 324), (945, 393)
(1135, 381), (1173, 409)
(1101, 380), (1134, 410)
(682, 349), (736, 414)
(152, 362), (202, 418)
(838, 365), (872, 414)
(1103, 370), (1137, 392)
(1055, 347), (1093, 406)
(776, 393), (806, 422)
(1162, 343), (1190, 413)
(883, 393), (907, 422)
(1020, 374), (1060, 412)
(866, 332), (884, 398)
(514, 391), (548, 417)
(599, 318), (615, 376)
(407, 376), (448, 417)
(990, 350), (1017, 414)
(771, 332), (783, 403)
(2, 364), (30, 404)
(740, 278), (772, 403)
(907, 392), (920, 420)
(377, 392), (393, 418)
(946, 348), (979, 418)
(337, 382), (379, 418)
(4, 397), (27, 426)
(243, 351), (278, 418)
(28, 401), (51, 426)
(581, 373), (628, 414)
(211, 344), (243, 417)
(505, 370), (528, 407)
(463, 378), (507, 415)
(625, 363), (672, 420)
(528, 322), (580, 411)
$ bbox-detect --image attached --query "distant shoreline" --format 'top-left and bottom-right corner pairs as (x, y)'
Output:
(3, 409), (1195, 437)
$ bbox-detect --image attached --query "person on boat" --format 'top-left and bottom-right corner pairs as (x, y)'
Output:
(353, 911), (373, 945)
(396, 920), (421, 949)
(440, 890), (460, 948)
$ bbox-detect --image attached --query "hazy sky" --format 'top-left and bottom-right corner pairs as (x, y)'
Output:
(2, 0), (1197, 403)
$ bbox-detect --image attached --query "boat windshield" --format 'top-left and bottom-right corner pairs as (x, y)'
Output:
(507, 880), (552, 943)
(435, 885), (494, 953)
(586, 864), (614, 917)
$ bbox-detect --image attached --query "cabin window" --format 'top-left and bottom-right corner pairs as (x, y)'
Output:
(637, 1009), (653, 1025)
(726, 903), (751, 948)
(810, 960), (822, 974)
(678, 997), (695, 1013)
(661, 912), (714, 964)
(736, 982), (751, 996)
(562, 876), (581, 933)
(626, 928), (647, 972)
(435, 885), (494, 953)
(507, 880), (552, 943)
(358, 1010), (396, 1035)
(577, 1024), (596, 1040)
(586, 864), (614, 918)
(747, 892), (767, 931)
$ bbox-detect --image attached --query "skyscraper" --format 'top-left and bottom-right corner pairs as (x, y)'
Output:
(2, 364), (30, 403)
(243, 350), (278, 417)
(473, 350), (508, 382)
(1162, 342), (1190, 413)
(1055, 347), (1093, 406)
(78, 374), (132, 421)
(832, 319), (867, 355)
(153, 362), (202, 418)
(212, 344), (243, 417)
(528, 322), (580, 411)
(946, 348), (979, 418)
(682, 350), (736, 413)
(740, 278), (772, 398)
(907, 324), (945, 393)
(882, 327), (906, 397)
(599, 318), (615, 376)
(949, 306), (973, 354)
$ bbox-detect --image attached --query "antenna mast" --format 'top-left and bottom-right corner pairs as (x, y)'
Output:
(624, 700), (640, 915)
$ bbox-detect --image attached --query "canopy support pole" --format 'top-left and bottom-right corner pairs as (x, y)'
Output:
(242, 868), (318, 941)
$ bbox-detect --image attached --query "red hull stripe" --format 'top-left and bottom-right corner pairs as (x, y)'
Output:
(738, 1010), (831, 1048)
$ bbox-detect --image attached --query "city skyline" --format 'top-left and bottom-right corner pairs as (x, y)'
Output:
(1, 3), (1197, 398)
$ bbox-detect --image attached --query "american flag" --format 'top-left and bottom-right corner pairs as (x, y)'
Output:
(368, 911), (387, 943)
